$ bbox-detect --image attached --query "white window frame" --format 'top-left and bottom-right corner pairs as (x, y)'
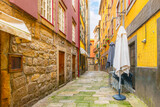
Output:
(72, 22), (76, 42)
(41, 0), (53, 23)
(111, 17), (114, 38)
(111, 0), (114, 8)
(72, 0), (75, 8)
(126, 0), (136, 15)
(59, 4), (65, 33)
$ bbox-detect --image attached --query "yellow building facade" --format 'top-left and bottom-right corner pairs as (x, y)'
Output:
(99, 0), (160, 106)
(80, 0), (89, 74)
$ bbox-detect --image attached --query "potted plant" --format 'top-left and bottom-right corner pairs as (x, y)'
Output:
(103, 44), (106, 48)
(106, 38), (110, 42)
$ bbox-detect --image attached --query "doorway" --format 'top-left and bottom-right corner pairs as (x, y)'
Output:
(59, 51), (65, 86)
(72, 55), (76, 79)
(129, 43), (135, 90)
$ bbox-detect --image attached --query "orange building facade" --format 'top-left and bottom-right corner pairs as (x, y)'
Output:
(90, 39), (95, 57)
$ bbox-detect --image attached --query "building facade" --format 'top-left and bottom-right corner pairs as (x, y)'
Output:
(79, 0), (89, 74)
(0, 0), (79, 106)
(87, 39), (94, 71)
(90, 39), (95, 58)
(93, 25), (100, 71)
(99, 0), (160, 106)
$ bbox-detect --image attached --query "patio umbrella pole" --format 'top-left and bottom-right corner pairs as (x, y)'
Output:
(113, 69), (126, 100)
(118, 71), (121, 95)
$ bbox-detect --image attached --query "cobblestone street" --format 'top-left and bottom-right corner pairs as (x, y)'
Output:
(33, 71), (147, 107)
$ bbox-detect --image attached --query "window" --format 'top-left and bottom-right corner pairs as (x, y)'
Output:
(9, 54), (23, 72)
(41, 0), (52, 23)
(72, 0), (75, 8)
(126, 0), (133, 9)
(108, 5), (110, 20)
(108, 28), (109, 38)
(72, 22), (76, 42)
(116, 1), (120, 28)
(59, 4), (65, 33)
(105, 15), (107, 27)
(111, 19), (114, 37)
(126, 0), (136, 14)
(111, 0), (114, 7)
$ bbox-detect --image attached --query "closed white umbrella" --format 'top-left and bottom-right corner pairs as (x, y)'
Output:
(113, 26), (130, 100)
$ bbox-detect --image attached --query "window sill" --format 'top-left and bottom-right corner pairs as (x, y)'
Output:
(116, 23), (120, 30)
(40, 15), (54, 26)
(72, 41), (76, 44)
(72, 5), (76, 12)
(126, 0), (136, 15)
(59, 29), (66, 36)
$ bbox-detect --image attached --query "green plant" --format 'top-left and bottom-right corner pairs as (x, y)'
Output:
(103, 44), (106, 47)
(106, 38), (110, 42)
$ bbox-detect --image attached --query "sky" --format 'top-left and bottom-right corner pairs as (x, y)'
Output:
(89, 0), (101, 39)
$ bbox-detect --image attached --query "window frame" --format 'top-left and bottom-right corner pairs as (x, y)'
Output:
(116, 0), (120, 29)
(72, 0), (75, 10)
(9, 54), (23, 73)
(72, 20), (76, 42)
(111, 0), (114, 8)
(111, 17), (114, 38)
(40, 0), (53, 24)
(126, 0), (136, 15)
(58, 3), (65, 33)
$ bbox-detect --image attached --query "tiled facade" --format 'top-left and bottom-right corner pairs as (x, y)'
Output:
(99, 0), (160, 106)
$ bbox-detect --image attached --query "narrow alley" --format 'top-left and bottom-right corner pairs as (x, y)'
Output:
(1, 0), (160, 106)
(33, 71), (146, 107)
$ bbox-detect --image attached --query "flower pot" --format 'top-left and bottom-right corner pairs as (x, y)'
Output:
(103, 45), (106, 48)
(106, 39), (110, 43)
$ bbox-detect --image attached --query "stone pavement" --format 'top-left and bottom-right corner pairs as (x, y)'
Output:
(33, 71), (147, 107)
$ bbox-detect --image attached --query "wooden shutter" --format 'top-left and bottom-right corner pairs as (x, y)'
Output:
(9, 54), (23, 72)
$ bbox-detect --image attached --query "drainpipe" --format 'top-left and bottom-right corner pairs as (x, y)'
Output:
(123, 0), (125, 27)
(98, 28), (100, 71)
(123, 0), (125, 28)
(78, 0), (80, 77)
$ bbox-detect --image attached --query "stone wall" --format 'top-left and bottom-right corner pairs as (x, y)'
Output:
(9, 34), (77, 107)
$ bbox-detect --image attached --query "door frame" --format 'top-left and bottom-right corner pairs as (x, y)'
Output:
(57, 46), (67, 86)
(71, 48), (77, 78)
(128, 35), (137, 91)
(72, 54), (76, 79)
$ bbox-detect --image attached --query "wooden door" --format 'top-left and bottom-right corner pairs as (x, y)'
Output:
(72, 55), (76, 79)
(129, 43), (135, 89)
(59, 51), (65, 86)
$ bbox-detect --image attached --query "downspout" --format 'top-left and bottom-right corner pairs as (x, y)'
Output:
(78, 0), (80, 77)
(98, 27), (100, 71)
(123, 0), (125, 27)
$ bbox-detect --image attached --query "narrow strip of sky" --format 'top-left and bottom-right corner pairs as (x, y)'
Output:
(90, 0), (101, 39)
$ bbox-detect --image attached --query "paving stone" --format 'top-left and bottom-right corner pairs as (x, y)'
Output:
(63, 103), (76, 107)
(93, 94), (106, 97)
(90, 104), (107, 107)
(99, 97), (114, 101)
(76, 103), (89, 107)
(59, 100), (75, 103)
(94, 100), (109, 104)
(47, 103), (63, 107)
(33, 71), (147, 107)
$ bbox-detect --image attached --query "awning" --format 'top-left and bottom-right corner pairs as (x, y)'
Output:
(0, 11), (31, 41)
(80, 48), (89, 57)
